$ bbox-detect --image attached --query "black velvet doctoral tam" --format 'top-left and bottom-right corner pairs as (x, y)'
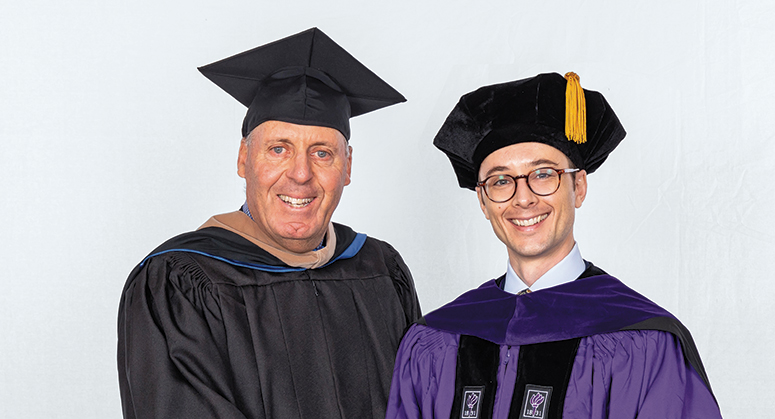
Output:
(433, 73), (627, 190)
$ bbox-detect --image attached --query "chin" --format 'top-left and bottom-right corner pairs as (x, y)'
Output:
(510, 240), (553, 258)
(279, 222), (325, 239)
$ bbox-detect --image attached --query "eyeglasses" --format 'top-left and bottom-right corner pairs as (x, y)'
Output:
(476, 168), (580, 203)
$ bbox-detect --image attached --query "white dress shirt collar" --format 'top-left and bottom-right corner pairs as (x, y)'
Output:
(503, 243), (586, 294)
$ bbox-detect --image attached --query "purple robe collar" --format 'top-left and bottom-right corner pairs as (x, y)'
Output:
(424, 274), (674, 346)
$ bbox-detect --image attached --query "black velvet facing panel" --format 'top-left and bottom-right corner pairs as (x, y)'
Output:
(451, 335), (501, 419)
(508, 338), (581, 419)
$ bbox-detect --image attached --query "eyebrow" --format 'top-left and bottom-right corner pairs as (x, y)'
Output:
(309, 140), (341, 150)
(482, 158), (561, 178)
(264, 138), (346, 156)
(264, 138), (294, 149)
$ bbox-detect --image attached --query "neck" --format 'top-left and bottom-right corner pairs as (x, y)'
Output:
(508, 242), (575, 287)
(200, 211), (336, 269)
(241, 201), (327, 253)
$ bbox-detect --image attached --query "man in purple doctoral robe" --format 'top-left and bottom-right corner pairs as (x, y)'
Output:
(385, 73), (722, 418)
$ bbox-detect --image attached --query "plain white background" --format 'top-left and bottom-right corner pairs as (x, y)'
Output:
(1, 1), (773, 417)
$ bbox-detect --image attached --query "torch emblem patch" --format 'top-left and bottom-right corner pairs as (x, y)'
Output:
(519, 385), (552, 419)
(460, 386), (484, 418)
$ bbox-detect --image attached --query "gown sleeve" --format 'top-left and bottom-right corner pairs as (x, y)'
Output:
(381, 241), (422, 324)
(385, 324), (459, 419)
(566, 330), (722, 419)
(117, 253), (250, 419)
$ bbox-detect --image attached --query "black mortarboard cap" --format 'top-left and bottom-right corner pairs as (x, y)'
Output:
(433, 72), (626, 190)
(198, 27), (406, 139)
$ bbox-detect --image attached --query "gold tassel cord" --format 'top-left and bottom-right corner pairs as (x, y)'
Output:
(564, 72), (587, 144)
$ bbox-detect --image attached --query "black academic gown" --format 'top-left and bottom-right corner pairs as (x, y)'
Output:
(118, 223), (421, 419)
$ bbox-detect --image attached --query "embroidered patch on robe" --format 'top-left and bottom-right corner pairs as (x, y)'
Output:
(460, 386), (485, 418)
(518, 384), (552, 419)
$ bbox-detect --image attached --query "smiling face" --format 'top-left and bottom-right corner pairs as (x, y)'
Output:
(477, 142), (587, 272)
(238, 120), (352, 253)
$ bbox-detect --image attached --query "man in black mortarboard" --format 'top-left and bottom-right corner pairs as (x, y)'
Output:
(385, 73), (722, 418)
(117, 28), (421, 419)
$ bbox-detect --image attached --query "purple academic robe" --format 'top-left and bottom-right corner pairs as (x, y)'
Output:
(385, 273), (721, 418)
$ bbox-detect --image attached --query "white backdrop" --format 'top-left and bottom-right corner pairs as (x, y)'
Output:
(1, 1), (772, 417)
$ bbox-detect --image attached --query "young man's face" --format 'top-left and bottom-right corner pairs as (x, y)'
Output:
(238, 120), (352, 253)
(476, 142), (587, 267)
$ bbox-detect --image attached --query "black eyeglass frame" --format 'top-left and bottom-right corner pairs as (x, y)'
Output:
(476, 168), (581, 203)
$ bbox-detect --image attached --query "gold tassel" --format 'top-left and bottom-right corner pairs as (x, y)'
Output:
(564, 72), (587, 144)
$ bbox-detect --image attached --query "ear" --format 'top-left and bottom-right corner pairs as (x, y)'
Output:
(237, 138), (248, 179)
(476, 186), (491, 220)
(344, 145), (353, 186)
(574, 170), (588, 208)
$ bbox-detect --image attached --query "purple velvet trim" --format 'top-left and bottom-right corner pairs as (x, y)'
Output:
(424, 274), (673, 346)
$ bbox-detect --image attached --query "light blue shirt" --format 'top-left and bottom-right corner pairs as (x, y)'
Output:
(241, 202), (254, 220)
(503, 243), (586, 294)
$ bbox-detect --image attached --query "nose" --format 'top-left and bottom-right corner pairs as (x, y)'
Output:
(286, 152), (313, 184)
(512, 177), (538, 208)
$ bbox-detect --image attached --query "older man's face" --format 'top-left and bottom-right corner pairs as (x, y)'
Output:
(238, 120), (351, 253)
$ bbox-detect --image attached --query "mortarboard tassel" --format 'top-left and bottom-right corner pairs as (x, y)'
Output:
(564, 72), (587, 144)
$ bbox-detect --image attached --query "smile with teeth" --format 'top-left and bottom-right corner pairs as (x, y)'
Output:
(279, 194), (314, 208)
(510, 214), (548, 227)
